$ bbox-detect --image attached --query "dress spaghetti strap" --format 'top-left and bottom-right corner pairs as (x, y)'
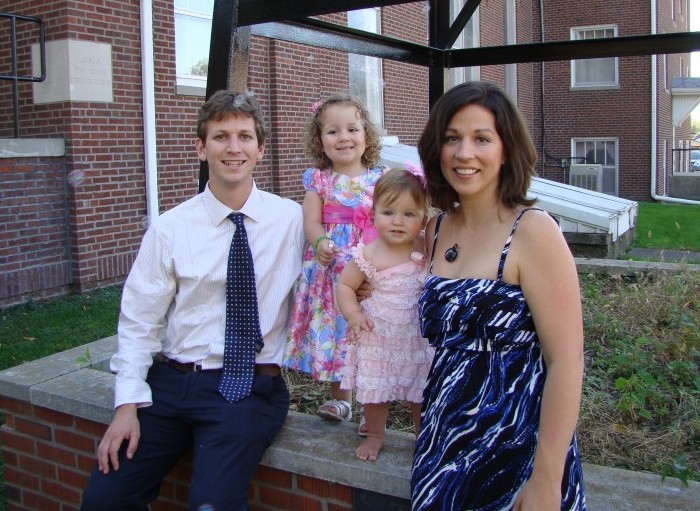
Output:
(428, 213), (446, 274)
(496, 207), (545, 281)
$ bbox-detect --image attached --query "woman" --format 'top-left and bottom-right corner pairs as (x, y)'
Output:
(411, 82), (586, 511)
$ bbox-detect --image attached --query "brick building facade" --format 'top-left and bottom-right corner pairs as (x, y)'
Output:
(0, 0), (692, 305)
(536, 0), (692, 200)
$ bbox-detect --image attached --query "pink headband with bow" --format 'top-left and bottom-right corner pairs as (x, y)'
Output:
(405, 161), (427, 188)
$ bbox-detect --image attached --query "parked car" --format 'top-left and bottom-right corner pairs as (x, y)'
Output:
(691, 150), (700, 172)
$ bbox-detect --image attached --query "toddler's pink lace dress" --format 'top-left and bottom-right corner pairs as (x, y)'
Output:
(341, 243), (434, 404)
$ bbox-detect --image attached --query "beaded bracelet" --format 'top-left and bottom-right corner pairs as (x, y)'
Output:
(313, 235), (330, 253)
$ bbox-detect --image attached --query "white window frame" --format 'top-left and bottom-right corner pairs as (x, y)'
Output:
(448, 0), (480, 87)
(174, 0), (214, 92)
(570, 25), (618, 89)
(348, 8), (384, 127)
(572, 138), (619, 196)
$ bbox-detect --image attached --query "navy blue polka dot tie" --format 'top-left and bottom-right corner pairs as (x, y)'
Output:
(219, 212), (264, 402)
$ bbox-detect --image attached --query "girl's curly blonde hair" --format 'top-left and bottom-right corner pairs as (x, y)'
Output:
(303, 93), (382, 169)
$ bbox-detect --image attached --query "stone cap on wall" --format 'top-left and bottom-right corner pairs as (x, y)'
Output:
(0, 138), (65, 158)
(0, 335), (698, 509)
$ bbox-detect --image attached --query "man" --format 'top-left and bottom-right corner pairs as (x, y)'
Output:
(81, 90), (305, 510)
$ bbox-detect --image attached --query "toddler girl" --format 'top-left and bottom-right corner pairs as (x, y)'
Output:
(336, 168), (434, 462)
(285, 93), (384, 423)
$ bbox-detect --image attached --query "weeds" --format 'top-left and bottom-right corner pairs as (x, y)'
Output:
(578, 271), (699, 482)
(285, 270), (700, 482)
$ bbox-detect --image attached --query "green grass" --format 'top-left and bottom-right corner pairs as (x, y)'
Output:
(0, 285), (122, 511)
(0, 286), (122, 371)
(633, 202), (700, 251)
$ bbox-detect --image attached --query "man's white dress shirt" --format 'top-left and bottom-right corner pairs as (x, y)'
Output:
(111, 183), (305, 407)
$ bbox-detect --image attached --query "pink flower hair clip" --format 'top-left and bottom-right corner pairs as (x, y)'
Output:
(311, 100), (323, 114)
(405, 161), (427, 188)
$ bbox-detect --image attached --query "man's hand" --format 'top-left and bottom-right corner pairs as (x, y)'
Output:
(97, 403), (141, 474)
(346, 312), (374, 343)
(356, 280), (373, 302)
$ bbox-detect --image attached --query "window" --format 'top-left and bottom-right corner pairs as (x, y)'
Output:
(175, 0), (214, 90)
(571, 26), (618, 88)
(572, 139), (619, 195)
(448, 0), (480, 87)
(348, 8), (384, 127)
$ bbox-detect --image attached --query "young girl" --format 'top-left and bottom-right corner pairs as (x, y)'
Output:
(284, 93), (384, 423)
(336, 168), (435, 462)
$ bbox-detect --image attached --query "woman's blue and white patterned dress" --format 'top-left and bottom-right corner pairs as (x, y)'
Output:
(411, 209), (586, 511)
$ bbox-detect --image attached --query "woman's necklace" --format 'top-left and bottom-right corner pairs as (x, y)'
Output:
(444, 215), (484, 263)
(444, 207), (517, 262)
(445, 243), (459, 262)
(445, 219), (467, 263)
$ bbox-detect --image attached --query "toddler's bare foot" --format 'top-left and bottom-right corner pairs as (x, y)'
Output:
(355, 437), (384, 462)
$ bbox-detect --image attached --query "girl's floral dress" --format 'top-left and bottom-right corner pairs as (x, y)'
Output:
(284, 166), (384, 382)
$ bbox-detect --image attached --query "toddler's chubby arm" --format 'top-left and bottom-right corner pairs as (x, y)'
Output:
(303, 190), (336, 266)
(336, 260), (374, 343)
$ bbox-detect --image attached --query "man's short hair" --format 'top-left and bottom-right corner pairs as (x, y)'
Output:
(197, 90), (269, 145)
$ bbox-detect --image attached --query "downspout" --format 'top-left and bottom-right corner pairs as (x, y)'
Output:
(650, 0), (700, 204)
(540, 0), (545, 176)
(141, 0), (160, 224)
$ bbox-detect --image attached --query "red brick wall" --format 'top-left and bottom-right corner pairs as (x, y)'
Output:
(514, 2), (536, 128)
(1, 0), (678, 304)
(382, 2), (429, 147)
(1, 0), (152, 299)
(656, 0), (692, 195)
(1, 2), (435, 304)
(0, 396), (354, 510)
(536, 0), (689, 201)
(0, 156), (72, 306)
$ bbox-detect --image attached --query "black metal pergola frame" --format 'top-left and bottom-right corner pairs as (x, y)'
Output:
(199, 0), (700, 188)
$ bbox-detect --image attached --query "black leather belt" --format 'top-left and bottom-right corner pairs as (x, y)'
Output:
(158, 356), (280, 376)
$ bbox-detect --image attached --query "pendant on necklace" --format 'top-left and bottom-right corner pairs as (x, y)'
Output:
(445, 244), (459, 262)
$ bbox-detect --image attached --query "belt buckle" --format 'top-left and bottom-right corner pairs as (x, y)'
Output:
(192, 362), (203, 372)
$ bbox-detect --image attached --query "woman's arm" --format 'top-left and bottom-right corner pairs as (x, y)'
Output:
(514, 211), (584, 511)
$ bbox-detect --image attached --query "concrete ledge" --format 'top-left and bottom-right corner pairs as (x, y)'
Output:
(1, 334), (698, 509)
(575, 257), (700, 275)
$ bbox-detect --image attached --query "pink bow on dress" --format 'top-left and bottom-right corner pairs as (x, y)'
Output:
(353, 205), (377, 244)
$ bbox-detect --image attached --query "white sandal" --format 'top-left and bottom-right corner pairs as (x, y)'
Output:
(316, 399), (353, 422)
(357, 407), (368, 437)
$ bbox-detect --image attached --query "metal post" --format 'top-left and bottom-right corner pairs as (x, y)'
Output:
(11, 15), (19, 138)
(200, 0), (250, 192)
(427, 0), (449, 108)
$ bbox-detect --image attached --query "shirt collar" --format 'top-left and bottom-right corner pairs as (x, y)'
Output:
(202, 182), (263, 226)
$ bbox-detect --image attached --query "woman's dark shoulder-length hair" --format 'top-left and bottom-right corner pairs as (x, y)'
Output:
(418, 81), (537, 213)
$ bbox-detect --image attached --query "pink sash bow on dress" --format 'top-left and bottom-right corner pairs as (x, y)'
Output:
(322, 204), (377, 244)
